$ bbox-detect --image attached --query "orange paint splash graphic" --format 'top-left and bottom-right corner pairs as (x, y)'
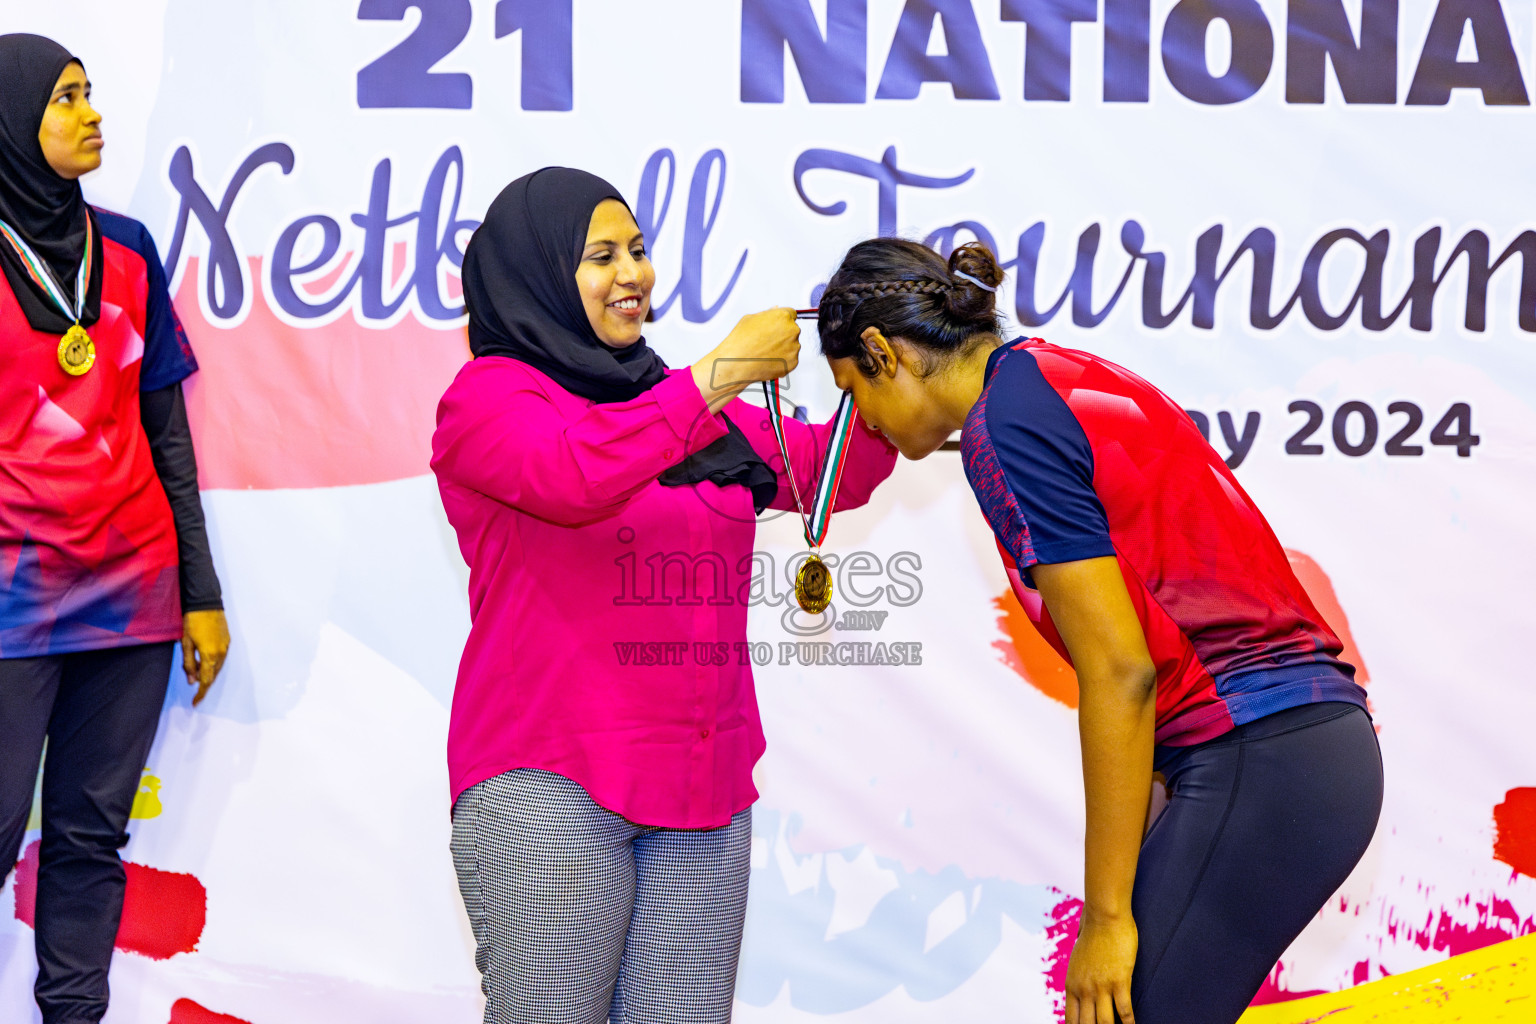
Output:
(1283, 550), (1370, 683)
(992, 587), (1077, 707)
(993, 549), (1368, 706)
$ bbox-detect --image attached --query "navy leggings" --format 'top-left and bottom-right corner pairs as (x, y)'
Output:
(1129, 701), (1383, 1024)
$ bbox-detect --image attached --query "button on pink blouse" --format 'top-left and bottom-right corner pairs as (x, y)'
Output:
(431, 357), (897, 828)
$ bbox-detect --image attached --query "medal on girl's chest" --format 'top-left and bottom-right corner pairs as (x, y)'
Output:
(762, 378), (858, 613)
(57, 323), (95, 375)
(0, 215), (95, 377)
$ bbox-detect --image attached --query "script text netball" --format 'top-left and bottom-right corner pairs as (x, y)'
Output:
(163, 142), (1535, 336)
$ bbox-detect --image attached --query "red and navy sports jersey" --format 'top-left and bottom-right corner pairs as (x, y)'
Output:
(961, 339), (1364, 746)
(0, 208), (198, 657)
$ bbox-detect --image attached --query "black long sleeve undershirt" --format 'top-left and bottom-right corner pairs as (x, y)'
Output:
(140, 383), (223, 613)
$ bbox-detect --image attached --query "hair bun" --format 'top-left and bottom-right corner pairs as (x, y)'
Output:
(944, 242), (1003, 324)
(817, 237), (1002, 372)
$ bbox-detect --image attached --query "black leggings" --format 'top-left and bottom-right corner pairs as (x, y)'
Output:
(1130, 701), (1383, 1024)
(0, 642), (174, 1024)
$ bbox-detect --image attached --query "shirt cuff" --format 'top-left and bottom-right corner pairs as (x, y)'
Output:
(1033, 536), (1118, 565)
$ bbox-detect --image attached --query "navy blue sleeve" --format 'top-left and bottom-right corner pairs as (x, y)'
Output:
(983, 350), (1115, 566)
(94, 209), (198, 391)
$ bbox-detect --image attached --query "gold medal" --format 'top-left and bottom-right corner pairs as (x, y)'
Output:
(58, 324), (95, 376)
(794, 554), (833, 614)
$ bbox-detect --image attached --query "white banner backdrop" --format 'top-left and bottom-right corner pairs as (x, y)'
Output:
(2, 2), (1534, 1021)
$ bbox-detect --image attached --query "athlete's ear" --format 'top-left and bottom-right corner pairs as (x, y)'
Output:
(858, 326), (899, 380)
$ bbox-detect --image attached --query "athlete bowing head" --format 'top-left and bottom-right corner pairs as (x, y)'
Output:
(816, 236), (1383, 1024)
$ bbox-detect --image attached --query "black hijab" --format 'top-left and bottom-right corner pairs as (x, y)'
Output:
(0, 33), (102, 335)
(463, 167), (776, 512)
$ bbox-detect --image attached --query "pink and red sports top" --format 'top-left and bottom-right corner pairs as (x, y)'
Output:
(961, 338), (1364, 746)
(0, 209), (198, 657)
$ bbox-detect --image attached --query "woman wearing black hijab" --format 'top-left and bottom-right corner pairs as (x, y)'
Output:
(0, 33), (229, 1024)
(431, 168), (897, 1022)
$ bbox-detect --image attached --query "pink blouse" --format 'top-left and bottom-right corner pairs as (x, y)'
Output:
(431, 357), (897, 828)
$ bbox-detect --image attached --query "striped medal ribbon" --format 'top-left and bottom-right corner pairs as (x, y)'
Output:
(762, 378), (858, 613)
(0, 215), (96, 376)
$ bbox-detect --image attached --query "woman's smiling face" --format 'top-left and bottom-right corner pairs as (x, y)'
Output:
(575, 198), (654, 349)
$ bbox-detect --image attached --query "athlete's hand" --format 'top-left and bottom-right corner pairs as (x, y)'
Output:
(1065, 911), (1138, 1024)
(182, 610), (230, 706)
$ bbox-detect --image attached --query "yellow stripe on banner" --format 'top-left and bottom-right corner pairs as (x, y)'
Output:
(1237, 934), (1536, 1023)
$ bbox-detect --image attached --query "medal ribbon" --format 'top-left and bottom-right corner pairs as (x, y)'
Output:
(0, 215), (93, 325)
(762, 379), (858, 549)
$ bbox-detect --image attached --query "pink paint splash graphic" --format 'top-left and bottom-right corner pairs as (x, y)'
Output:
(1045, 889), (1337, 1011)
(1246, 893), (1534, 1007)
(1385, 893), (1536, 957)
(168, 999), (253, 1024)
(1043, 883), (1536, 1011)
(13, 839), (208, 960)
(1248, 960), (1331, 1005)
(1255, 891), (1536, 1005)
(1042, 890), (1082, 1018)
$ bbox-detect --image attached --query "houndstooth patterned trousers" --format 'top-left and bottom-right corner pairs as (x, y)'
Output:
(451, 768), (753, 1024)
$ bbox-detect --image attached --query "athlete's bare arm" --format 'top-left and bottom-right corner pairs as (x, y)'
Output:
(1034, 555), (1157, 1024)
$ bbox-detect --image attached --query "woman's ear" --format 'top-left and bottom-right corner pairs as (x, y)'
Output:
(859, 326), (899, 379)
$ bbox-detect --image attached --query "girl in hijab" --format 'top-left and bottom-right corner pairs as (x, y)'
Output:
(0, 34), (229, 1024)
(431, 167), (897, 1023)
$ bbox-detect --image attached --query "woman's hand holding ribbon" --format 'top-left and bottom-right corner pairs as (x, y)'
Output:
(691, 307), (801, 415)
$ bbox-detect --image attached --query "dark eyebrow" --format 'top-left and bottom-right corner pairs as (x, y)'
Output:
(583, 233), (647, 251)
(52, 79), (90, 98)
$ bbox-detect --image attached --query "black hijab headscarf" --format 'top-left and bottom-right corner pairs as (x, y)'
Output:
(463, 167), (776, 512)
(0, 33), (102, 335)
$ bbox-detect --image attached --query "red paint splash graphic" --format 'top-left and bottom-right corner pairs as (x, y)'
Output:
(168, 999), (253, 1024)
(13, 839), (207, 960)
(1042, 890), (1083, 1017)
(1494, 788), (1536, 879)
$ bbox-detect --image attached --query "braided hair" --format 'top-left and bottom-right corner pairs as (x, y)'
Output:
(817, 238), (1004, 377)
